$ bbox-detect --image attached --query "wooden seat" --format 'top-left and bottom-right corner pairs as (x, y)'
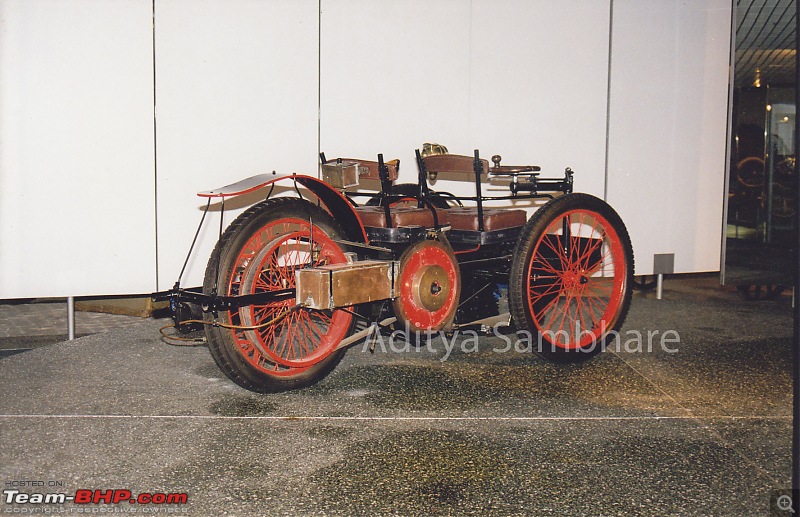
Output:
(354, 206), (449, 228)
(447, 208), (526, 232)
(422, 154), (489, 176)
(417, 149), (529, 235)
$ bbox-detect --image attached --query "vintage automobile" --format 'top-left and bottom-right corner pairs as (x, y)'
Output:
(154, 146), (634, 393)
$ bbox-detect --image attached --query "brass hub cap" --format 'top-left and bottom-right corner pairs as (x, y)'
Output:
(412, 265), (450, 311)
(393, 239), (461, 332)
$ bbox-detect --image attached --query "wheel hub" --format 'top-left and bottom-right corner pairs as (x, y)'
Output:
(413, 265), (450, 311)
(392, 239), (461, 332)
(562, 269), (589, 288)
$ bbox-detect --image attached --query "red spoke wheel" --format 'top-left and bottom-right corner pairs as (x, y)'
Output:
(203, 198), (353, 393)
(393, 239), (460, 333)
(237, 228), (352, 368)
(509, 194), (633, 362)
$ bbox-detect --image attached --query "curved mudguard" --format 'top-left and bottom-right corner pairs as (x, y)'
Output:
(198, 172), (367, 243)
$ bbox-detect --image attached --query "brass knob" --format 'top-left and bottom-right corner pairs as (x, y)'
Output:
(491, 155), (502, 167)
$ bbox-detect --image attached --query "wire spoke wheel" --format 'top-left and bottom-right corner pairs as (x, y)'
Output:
(203, 198), (352, 393)
(509, 194), (633, 362)
(236, 225), (352, 368)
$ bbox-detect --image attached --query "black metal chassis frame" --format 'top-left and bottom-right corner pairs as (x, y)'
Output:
(153, 149), (574, 324)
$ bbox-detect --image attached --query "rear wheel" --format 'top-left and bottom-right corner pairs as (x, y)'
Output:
(203, 198), (353, 393)
(509, 194), (633, 362)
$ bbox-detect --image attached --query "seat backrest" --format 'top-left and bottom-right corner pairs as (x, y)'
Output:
(421, 154), (489, 176)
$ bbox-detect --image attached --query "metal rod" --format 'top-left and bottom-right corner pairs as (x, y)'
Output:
(152, 287), (295, 311)
(474, 150), (485, 232)
(415, 149), (428, 204)
(656, 274), (664, 300)
(212, 197), (225, 294)
(177, 197), (211, 285)
(67, 296), (75, 341)
(335, 317), (397, 350)
(454, 312), (512, 331)
(766, 127), (775, 244)
(378, 153), (393, 228)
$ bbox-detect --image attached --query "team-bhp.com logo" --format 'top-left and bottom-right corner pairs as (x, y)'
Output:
(4, 488), (188, 508)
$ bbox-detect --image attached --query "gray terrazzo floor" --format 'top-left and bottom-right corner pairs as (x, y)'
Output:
(0, 276), (795, 515)
(0, 300), (143, 357)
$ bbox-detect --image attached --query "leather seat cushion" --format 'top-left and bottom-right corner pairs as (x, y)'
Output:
(447, 208), (527, 231)
(354, 206), (448, 228)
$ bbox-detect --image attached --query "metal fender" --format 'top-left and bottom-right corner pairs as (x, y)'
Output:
(197, 172), (367, 243)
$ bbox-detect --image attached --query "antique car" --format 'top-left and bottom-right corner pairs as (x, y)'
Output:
(154, 146), (634, 393)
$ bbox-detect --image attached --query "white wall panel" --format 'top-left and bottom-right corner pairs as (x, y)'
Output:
(319, 0), (472, 188)
(0, 0), (155, 298)
(0, 0), (734, 299)
(470, 0), (611, 200)
(607, 0), (731, 274)
(155, 0), (319, 289)
(321, 0), (610, 204)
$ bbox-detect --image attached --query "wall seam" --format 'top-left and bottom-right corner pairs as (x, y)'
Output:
(603, 0), (614, 202)
(152, 0), (159, 290)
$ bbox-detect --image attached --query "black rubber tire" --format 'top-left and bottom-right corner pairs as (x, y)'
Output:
(203, 198), (350, 393)
(365, 183), (455, 208)
(508, 193), (634, 363)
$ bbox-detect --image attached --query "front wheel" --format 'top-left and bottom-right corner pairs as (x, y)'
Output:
(203, 198), (353, 393)
(509, 194), (634, 362)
